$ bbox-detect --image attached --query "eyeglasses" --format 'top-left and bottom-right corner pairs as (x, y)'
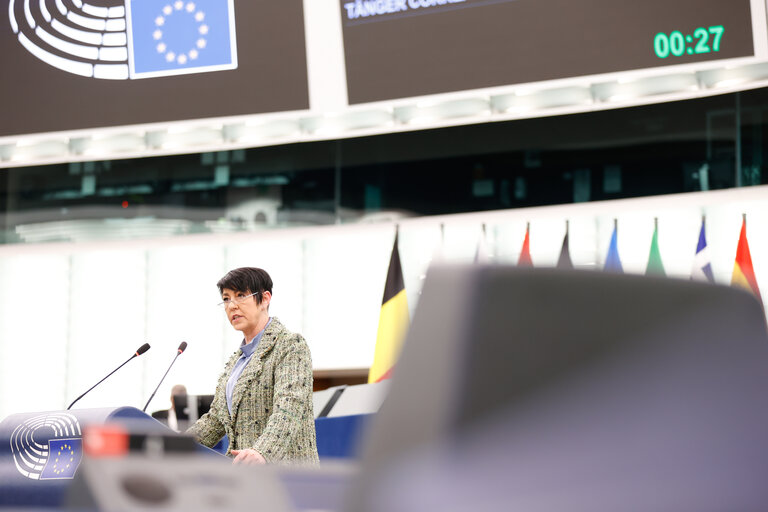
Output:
(217, 291), (261, 308)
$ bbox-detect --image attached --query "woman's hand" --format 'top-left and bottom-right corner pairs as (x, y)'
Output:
(231, 448), (267, 465)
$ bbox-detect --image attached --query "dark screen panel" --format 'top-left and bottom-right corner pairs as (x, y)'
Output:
(341, 0), (755, 103)
(0, 0), (309, 137)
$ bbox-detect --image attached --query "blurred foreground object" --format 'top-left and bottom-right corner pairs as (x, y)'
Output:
(350, 267), (768, 512)
(0, 406), (216, 508)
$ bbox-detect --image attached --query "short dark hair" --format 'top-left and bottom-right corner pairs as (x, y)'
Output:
(217, 267), (273, 304)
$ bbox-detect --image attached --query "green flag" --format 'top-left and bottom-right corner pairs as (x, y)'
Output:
(646, 220), (666, 276)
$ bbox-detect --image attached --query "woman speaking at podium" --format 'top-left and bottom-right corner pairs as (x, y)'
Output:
(188, 267), (319, 464)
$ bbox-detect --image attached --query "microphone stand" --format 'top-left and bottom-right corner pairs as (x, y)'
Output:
(67, 344), (150, 410)
(143, 344), (186, 412)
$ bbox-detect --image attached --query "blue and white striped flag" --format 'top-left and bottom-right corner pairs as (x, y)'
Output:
(691, 217), (715, 282)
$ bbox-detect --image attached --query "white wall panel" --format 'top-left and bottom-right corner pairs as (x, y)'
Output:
(398, 223), (444, 318)
(143, 245), (226, 412)
(66, 249), (147, 410)
(0, 254), (70, 414)
(303, 226), (392, 369)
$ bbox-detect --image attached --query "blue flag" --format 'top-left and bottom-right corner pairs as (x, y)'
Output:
(604, 224), (623, 273)
(127, 0), (237, 78)
(40, 438), (83, 480)
(691, 218), (715, 282)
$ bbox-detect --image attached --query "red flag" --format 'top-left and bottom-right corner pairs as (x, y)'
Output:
(518, 223), (533, 267)
(731, 216), (762, 305)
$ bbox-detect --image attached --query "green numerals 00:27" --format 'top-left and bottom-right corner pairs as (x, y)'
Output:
(654, 25), (724, 58)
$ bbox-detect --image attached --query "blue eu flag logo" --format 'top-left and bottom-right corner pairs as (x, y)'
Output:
(126, 0), (238, 78)
(40, 439), (83, 480)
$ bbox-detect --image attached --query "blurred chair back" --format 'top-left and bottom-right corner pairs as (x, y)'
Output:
(349, 266), (768, 511)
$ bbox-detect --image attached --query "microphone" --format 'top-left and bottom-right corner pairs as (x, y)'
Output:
(67, 343), (151, 410)
(143, 342), (188, 413)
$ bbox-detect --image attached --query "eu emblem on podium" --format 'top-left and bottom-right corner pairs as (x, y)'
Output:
(40, 439), (83, 480)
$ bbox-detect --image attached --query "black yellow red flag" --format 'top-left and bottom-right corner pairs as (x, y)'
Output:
(369, 230), (410, 383)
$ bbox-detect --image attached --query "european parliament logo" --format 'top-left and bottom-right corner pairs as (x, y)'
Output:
(9, 413), (83, 480)
(8, 0), (238, 80)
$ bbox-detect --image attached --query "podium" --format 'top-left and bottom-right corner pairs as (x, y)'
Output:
(0, 406), (185, 507)
(313, 381), (390, 459)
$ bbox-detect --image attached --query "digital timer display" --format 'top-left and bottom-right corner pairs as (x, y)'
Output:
(340, 0), (755, 104)
(654, 26), (725, 58)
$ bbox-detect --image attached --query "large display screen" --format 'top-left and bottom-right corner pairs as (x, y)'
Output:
(340, 0), (755, 104)
(0, 0), (309, 137)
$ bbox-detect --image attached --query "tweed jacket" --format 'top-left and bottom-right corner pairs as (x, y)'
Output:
(188, 317), (319, 464)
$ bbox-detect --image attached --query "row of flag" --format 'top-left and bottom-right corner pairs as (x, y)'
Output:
(596, 215), (761, 305)
(368, 215), (764, 383)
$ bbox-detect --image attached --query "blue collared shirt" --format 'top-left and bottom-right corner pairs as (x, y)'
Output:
(226, 318), (271, 415)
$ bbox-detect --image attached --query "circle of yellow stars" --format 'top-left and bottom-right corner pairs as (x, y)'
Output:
(51, 443), (75, 476)
(153, 1), (208, 66)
